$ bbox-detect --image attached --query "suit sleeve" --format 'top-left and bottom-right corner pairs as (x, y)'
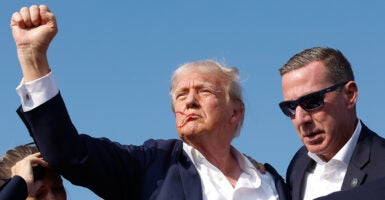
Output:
(16, 93), (145, 199)
(0, 176), (28, 200)
(17, 93), (81, 169)
(264, 163), (292, 200)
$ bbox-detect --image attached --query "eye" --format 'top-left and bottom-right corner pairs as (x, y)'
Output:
(175, 91), (187, 100)
(200, 90), (210, 95)
(199, 88), (214, 96)
(301, 94), (323, 110)
(284, 101), (295, 110)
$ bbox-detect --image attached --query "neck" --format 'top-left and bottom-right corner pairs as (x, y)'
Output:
(192, 143), (243, 188)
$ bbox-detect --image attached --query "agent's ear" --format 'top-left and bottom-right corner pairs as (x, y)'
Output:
(344, 81), (358, 109)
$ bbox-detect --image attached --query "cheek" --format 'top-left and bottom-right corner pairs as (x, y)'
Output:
(173, 101), (182, 111)
(291, 119), (302, 135)
(322, 121), (338, 142)
(175, 115), (184, 125)
(204, 98), (224, 111)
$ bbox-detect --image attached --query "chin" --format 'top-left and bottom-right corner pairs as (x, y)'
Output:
(305, 144), (326, 154)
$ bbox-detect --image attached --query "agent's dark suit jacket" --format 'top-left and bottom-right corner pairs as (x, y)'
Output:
(18, 93), (291, 200)
(0, 176), (28, 200)
(317, 177), (385, 200)
(286, 122), (385, 200)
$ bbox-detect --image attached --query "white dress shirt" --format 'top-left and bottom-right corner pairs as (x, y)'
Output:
(183, 143), (279, 200)
(16, 72), (58, 111)
(303, 121), (362, 200)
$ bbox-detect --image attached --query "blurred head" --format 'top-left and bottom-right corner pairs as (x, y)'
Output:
(27, 168), (66, 200)
(278, 47), (358, 161)
(0, 144), (66, 200)
(170, 60), (245, 145)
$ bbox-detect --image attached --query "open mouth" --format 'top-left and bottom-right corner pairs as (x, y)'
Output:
(303, 131), (323, 143)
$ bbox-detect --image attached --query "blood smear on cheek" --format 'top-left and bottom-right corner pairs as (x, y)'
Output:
(175, 111), (187, 116)
(175, 111), (194, 128)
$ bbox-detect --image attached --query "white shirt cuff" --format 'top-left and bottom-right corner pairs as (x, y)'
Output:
(16, 72), (59, 112)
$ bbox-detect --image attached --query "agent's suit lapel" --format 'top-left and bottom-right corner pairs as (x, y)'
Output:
(341, 124), (372, 190)
(292, 151), (315, 200)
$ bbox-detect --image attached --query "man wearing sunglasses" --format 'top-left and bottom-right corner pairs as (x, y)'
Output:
(278, 47), (385, 200)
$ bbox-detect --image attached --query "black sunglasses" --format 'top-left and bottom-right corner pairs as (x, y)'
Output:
(279, 81), (348, 118)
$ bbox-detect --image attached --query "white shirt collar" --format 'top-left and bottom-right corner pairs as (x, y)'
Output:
(303, 120), (362, 200)
(182, 142), (261, 187)
(182, 142), (279, 200)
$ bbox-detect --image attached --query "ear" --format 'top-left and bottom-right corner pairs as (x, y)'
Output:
(230, 103), (245, 125)
(344, 81), (358, 109)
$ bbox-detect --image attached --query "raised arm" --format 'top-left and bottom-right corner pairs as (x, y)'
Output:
(11, 4), (57, 82)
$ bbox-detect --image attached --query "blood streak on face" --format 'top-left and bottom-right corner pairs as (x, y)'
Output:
(175, 111), (199, 128)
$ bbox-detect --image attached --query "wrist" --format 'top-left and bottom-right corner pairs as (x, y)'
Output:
(17, 47), (51, 82)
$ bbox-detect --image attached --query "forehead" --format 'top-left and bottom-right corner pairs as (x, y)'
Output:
(173, 71), (223, 90)
(281, 61), (331, 99)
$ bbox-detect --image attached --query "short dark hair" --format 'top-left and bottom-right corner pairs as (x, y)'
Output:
(0, 143), (38, 186)
(279, 47), (355, 84)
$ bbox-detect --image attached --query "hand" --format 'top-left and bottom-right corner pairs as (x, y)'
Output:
(10, 5), (58, 82)
(11, 153), (49, 197)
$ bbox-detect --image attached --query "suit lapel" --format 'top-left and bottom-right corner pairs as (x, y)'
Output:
(175, 142), (202, 200)
(342, 124), (371, 190)
(292, 151), (315, 200)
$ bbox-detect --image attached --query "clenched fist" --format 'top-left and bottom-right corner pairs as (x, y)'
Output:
(11, 5), (58, 82)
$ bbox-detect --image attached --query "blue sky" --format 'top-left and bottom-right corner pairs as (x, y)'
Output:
(1, 1), (385, 199)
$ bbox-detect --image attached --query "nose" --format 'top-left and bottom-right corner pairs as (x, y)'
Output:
(185, 92), (199, 109)
(294, 105), (312, 123)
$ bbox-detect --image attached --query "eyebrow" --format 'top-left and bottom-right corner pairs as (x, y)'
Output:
(175, 82), (218, 93)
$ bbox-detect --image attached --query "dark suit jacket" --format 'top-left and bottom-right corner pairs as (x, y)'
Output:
(0, 176), (28, 200)
(317, 177), (385, 200)
(18, 93), (291, 200)
(286, 122), (385, 200)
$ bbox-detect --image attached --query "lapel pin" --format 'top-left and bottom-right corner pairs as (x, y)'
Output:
(351, 178), (359, 187)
